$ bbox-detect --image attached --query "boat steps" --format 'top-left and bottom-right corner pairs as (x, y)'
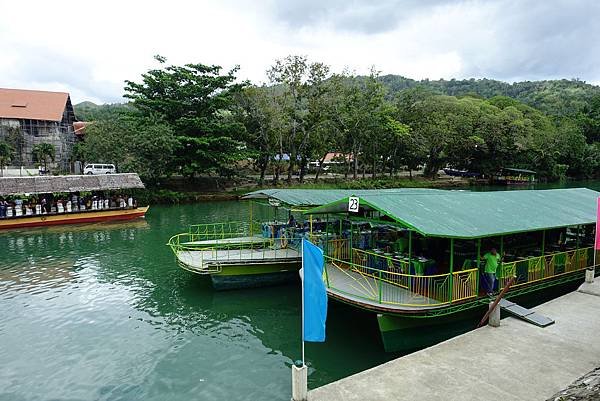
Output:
(498, 298), (555, 327)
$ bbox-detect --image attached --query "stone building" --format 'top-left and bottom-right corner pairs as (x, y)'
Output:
(0, 88), (77, 171)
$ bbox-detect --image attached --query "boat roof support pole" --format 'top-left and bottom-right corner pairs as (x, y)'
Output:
(249, 201), (253, 235)
(449, 238), (455, 303)
(576, 225), (580, 268)
(541, 230), (546, 255)
(477, 238), (481, 299)
(408, 231), (413, 269)
(349, 219), (353, 265)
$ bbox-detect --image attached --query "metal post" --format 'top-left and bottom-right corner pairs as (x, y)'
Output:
(378, 270), (383, 303)
(408, 230), (413, 268)
(499, 236), (504, 291)
(477, 238), (481, 297)
(349, 220), (353, 265)
(449, 238), (454, 302)
(541, 230), (545, 255)
(249, 201), (253, 235)
(576, 225), (580, 270)
(541, 230), (546, 278)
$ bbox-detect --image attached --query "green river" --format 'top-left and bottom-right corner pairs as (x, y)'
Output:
(1, 181), (599, 401)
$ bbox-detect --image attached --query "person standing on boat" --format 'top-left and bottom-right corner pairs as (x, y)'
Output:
(482, 248), (501, 296)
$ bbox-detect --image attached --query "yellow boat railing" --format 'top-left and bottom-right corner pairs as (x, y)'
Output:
(498, 247), (593, 289)
(323, 241), (593, 308)
(186, 220), (262, 242)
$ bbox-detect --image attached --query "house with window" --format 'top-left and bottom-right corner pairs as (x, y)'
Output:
(0, 88), (77, 171)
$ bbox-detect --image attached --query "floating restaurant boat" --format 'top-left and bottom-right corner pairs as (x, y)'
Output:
(304, 188), (599, 352)
(167, 188), (442, 290)
(0, 173), (148, 230)
(493, 167), (537, 185)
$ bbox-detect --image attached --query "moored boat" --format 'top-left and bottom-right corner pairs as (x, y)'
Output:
(0, 173), (149, 230)
(493, 167), (537, 185)
(168, 188), (443, 290)
(304, 188), (599, 352)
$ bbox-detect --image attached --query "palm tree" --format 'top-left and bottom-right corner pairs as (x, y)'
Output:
(32, 143), (56, 173)
(0, 140), (13, 177)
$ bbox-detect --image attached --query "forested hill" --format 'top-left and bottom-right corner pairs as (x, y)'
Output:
(377, 76), (600, 117)
(75, 77), (600, 120)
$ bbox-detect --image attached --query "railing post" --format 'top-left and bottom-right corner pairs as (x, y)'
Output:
(378, 269), (383, 303)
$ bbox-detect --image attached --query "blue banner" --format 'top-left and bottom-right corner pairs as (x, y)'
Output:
(302, 239), (327, 342)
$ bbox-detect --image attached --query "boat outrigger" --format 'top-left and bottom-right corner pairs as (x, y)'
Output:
(304, 188), (599, 352)
(167, 188), (441, 290)
(0, 173), (148, 230)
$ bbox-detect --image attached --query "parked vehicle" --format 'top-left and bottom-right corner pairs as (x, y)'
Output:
(83, 164), (116, 175)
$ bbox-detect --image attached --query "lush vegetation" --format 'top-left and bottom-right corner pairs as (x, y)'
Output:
(74, 56), (600, 186)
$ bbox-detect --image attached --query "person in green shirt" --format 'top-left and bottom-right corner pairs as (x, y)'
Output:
(481, 248), (501, 296)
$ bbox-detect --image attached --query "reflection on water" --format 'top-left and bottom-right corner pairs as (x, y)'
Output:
(0, 203), (393, 401)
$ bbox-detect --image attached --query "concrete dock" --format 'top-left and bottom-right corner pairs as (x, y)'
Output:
(309, 280), (600, 401)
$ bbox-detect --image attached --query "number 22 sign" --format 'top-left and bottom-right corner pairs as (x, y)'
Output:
(348, 196), (359, 213)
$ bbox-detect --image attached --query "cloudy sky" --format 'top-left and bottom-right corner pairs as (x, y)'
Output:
(1, 0), (598, 104)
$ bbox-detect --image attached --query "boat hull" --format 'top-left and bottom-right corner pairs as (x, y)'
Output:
(212, 268), (300, 290)
(0, 207), (149, 230)
(375, 275), (584, 352)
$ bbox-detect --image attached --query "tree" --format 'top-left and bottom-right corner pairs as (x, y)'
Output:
(32, 143), (55, 172)
(267, 55), (332, 183)
(0, 140), (13, 176)
(124, 55), (246, 179)
(79, 115), (177, 184)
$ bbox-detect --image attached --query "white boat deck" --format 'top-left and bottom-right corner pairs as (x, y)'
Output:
(176, 247), (301, 269)
(181, 235), (269, 247)
(326, 264), (444, 312)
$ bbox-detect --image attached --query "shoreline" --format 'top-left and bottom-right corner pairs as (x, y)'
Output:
(137, 176), (471, 204)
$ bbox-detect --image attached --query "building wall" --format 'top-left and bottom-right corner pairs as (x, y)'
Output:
(0, 118), (75, 171)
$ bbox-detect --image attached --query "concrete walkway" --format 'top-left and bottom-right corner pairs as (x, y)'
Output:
(309, 281), (600, 401)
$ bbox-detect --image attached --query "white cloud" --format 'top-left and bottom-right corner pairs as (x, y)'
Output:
(0, 0), (597, 104)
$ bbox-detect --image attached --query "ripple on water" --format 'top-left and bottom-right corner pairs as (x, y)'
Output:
(0, 203), (399, 400)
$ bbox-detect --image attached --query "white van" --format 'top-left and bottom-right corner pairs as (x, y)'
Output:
(83, 164), (116, 175)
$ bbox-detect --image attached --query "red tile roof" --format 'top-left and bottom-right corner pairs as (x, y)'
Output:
(0, 88), (69, 122)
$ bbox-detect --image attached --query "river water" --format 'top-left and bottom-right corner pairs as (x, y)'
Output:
(1, 181), (599, 401)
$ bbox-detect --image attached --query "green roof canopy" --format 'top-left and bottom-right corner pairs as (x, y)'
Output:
(305, 188), (600, 239)
(242, 188), (444, 207)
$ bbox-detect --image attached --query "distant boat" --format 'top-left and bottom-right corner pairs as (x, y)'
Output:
(443, 168), (481, 178)
(0, 173), (149, 230)
(493, 167), (536, 185)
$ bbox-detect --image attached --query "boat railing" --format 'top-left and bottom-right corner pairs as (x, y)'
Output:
(186, 221), (263, 242)
(167, 229), (302, 269)
(324, 252), (479, 307)
(497, 246), (594, 290)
